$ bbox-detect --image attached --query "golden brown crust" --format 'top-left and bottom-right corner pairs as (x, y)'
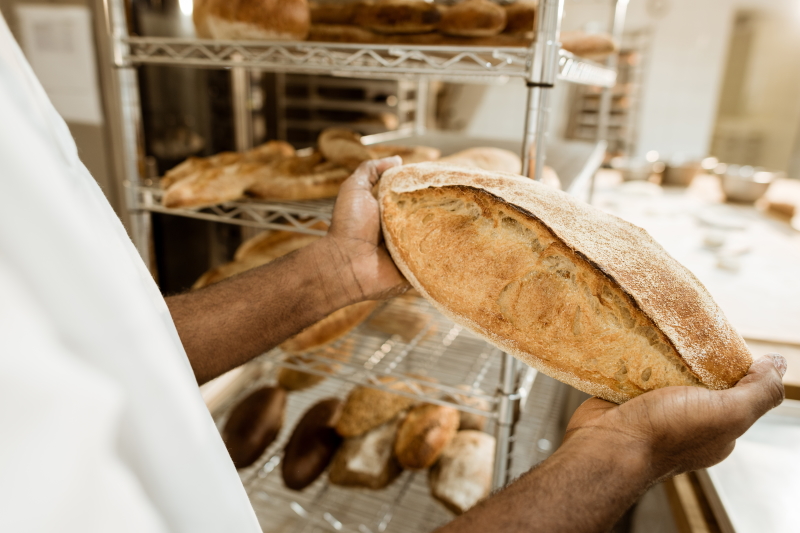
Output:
(318, 128), (373, 171)
(280, 300), (378, 354)
(378, 163), (753, 403)
(193, 0), (213, 38)
(439, 0), (507, 38)
(394, 404), (460, 470)
(335, 377), (417, 437)
(163, 163), (259, 209)
(354, 0), (442, 34)
(245, 152), (351, 200)
(277, 338), (356, 391)
(206, 0), (310, 40)
(503, 1), (536, 35)
(309, 1), (359, 24)
(444, 385), (490, 431)
(307, 23), (387, 43)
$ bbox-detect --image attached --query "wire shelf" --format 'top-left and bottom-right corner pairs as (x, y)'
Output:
(208, 296), (569, 533)
(134, 186), (333, 235)
(120, 37), (616, 88)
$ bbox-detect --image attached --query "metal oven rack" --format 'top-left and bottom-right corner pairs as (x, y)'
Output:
(94, 0), (628, 530)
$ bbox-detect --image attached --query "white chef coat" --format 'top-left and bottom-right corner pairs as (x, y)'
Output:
(0, 13), (261, 533)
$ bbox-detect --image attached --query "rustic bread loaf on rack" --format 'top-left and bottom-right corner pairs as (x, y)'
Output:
(282, 398), (344, 490)
(354, 0), (443, 34)
(203, 0), (310, 40)
(439, 0), (507, 38)
(379, 163), (753, 404)
(328, 416), (404, 489)
(394, 403), (460, 469)
(502, 1), (536, 36)
(222, 386), (287, 468)
(429, 430), (495, 514)
(335, 376), (418, 437)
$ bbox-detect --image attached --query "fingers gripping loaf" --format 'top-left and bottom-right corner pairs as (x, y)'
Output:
(378, 163), (753, 403)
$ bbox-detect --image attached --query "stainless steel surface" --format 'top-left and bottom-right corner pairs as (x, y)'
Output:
(717, 165), (780, 203)
(231, 53), (254, 152)
(119, 37), (616, 88)
(492, 353), (517, 490)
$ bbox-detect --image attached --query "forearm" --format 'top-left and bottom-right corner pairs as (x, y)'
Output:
(167, 238), (362, 384)
(436, 435), (652, 533)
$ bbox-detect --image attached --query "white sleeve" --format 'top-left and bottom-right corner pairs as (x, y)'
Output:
(0, 259), (169, 533)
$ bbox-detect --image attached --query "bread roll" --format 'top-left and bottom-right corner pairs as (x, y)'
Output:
(206, 0), (310, 41)
(394, 403), (460, 470)
(336, 377), (417, 437)
(222, 386), (287, 468)
(445, 384), (490, 431)
(429, 430), (495, 514)
(440, 147), (522, 175)
(282, 398), (343, 490)
(439, 0), (507, 38)
(354, 0), (442, 34)
(367, 145), (441, 165)
(560, 31), (617, 60)
(309, 1), (359, 25)
(246, 151), (351, 200)
(280, 300), (379, 354)
(328, 417), (403, 489)
(193, 0), (213, 38)
(318, 128), (373, 171)
(503, 1), (536, 35)
(379, 163), (752, 403)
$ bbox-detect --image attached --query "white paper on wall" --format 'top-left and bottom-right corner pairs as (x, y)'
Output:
(15, 4), (103, 125)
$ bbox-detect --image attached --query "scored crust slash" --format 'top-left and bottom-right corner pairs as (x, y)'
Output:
(378, 163), (753, 404)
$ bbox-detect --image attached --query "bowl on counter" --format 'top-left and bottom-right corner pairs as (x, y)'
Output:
(611, 157), (666, 182)
(714, 164), (782, 203)
(663, 160), (702, 186)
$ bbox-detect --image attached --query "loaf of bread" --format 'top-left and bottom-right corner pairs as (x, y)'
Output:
(560, 31), (617, 60)
(205, 0), (310, 41)
(440, 147), (522, 175)
(439, 0), (507, 38)
(379, 163), (753, 403)
(309, 1), (359, 25)
(280, 300), (378, 354)
(445, 384), (490, 431)
(246, 151), (351, 200)
(318, 128), (373, 171)
(193, 0), (213, 38)
(429, 430), (495, 514)
(503, 1), (536, 36)
(354, 0), (442, 34)
(307, 23), (387, 43)
(336, 377), (417, 438)
(394, 403), (460, 470)
(282, 398), (343, 490)
(277, 338), (356, 391)
(329, 416), (404, 489)
(222, 386), (287, 469)
(367, 144), (441, 165)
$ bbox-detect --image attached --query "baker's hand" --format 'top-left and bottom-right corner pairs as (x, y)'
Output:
(319, 157), (410, 302)
(565, 354), (786, 482)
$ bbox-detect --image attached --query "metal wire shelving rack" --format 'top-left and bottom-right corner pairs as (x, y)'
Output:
(94, 0), (628, 530)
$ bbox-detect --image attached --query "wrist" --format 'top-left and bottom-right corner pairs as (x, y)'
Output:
(307, 237), (365, 310)
(559, 430), (656, 489)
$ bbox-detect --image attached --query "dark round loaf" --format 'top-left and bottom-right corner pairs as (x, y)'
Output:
(222, 386), (287, 469)
(282, 398), (344, 491)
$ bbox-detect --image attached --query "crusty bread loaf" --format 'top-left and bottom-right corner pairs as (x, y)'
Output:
(336, 377), (417, 438)
(560, 31), (617, 60)
(246, 151), (351, 200)
(439, 0), (507, 38)
(278, 338), (356, 391)
(379, 163), (753, 403)
(242, 140), (296, 164)
(163, 163), (260, 209)
(503, 1), (536, 35)
(282, 398), (343, 490)
(367, 144), (441, 165)
(429, 430), (495, 515)
(354, 0), (442, 34)
(444, 384), (490, 431)
(440, 147), (522, 175)
(161, 151), (240, 190)
(280, 300), (378, 354)
(309, 1), (359, 25)
(222, 386), (287, 469)
(318, 128), (373, 171)
(206, 0), (310, 41)
(328, 417), (404, 489)
(394, 403), (460, 470)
